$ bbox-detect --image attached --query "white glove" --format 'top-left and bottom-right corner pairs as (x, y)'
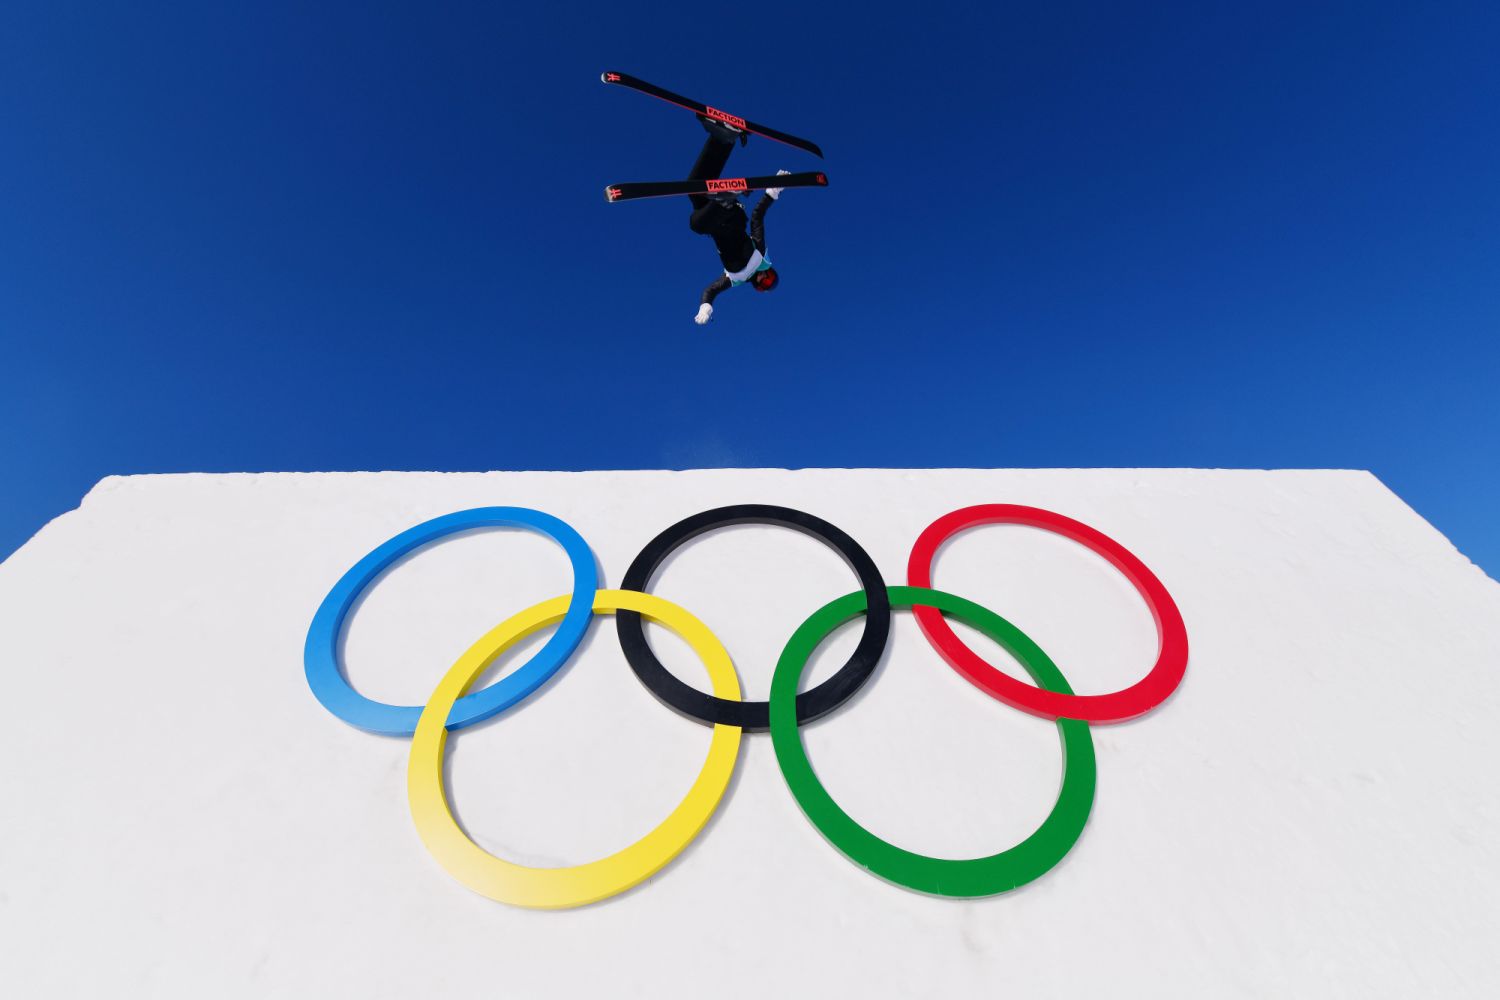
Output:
(694, 302), (714, 325)
(766, 168), (792, 200)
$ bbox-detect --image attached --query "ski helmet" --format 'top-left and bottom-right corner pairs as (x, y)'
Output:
(751, 267), (779, 292)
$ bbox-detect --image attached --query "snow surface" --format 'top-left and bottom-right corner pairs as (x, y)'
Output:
(0, 469), (1497, 998)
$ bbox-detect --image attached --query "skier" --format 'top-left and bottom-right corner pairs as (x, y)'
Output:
(688, 116), (792, 326)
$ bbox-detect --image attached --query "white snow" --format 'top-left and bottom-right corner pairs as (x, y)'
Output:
(0, 469), (1496, 997)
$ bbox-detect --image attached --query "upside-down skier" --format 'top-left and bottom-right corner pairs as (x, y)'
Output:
(687, 116), (791, 326)
(600, 71), (828, 326)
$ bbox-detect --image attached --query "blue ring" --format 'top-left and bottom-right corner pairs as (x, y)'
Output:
(304, 507), (598, 736)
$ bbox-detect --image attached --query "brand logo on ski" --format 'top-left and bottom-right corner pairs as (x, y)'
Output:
(607, 187), (623, 201)
(816, 173), (827, 185)
(704, 106), (747, 130)
(605, 72), (622, 82)
(706, 178), (749, 193)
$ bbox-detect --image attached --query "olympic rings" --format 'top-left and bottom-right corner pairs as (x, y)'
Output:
(408, 590), (742, 909)
(907, 504), (1189, 723)
(304, 507), (597, 735)
(618, 504), (890, 732)
(770, 586), (1095, 897)
(307, 500), (1187, 908)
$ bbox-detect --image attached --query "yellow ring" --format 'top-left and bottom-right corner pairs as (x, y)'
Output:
(407, 589), (743, 909)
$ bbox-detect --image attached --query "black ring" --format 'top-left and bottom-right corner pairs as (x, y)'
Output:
(617, 504), (891, 731)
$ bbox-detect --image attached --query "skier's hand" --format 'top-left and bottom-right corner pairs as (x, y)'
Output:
(694, 303), (714, 325)
(766, 169), (792, 200)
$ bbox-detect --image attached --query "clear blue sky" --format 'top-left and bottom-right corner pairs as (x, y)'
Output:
(2, 2), (1497, 576)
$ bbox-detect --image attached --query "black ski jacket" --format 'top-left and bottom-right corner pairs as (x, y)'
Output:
(698, 193), (774, 305)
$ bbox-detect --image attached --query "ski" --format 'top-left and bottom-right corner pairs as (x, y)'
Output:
(601, 71), (825, 159)
(605, 171), (829, 203)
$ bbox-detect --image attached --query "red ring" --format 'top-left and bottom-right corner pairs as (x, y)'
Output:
(907, 505), (1188, 723)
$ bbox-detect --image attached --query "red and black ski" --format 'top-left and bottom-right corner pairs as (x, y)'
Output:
(601, 71), (825, 159)
(605, 172), (828, 203)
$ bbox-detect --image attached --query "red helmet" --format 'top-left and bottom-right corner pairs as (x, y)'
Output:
(750, 267), (779, 292)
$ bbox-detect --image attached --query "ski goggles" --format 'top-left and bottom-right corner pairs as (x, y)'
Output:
(306, 503), (1187, 909)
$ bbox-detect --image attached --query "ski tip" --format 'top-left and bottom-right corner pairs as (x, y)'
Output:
(604, 185), (623, 203)
(601, 71), (623, 84)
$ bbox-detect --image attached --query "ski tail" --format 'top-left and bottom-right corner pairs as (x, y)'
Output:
(605, 171), (829, 203)
(601, 71), (825, 159)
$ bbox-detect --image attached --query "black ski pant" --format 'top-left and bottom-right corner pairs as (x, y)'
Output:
(688, 134), (734, 211)
(688, 134), (750, 251)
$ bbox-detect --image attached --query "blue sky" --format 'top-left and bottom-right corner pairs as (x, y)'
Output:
(2, 1), (1497, 575)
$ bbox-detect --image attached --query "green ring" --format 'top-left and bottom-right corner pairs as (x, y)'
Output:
(769, 585), (1097, 898)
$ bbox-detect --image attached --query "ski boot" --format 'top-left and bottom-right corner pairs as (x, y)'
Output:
(697, 113), (749, 147)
